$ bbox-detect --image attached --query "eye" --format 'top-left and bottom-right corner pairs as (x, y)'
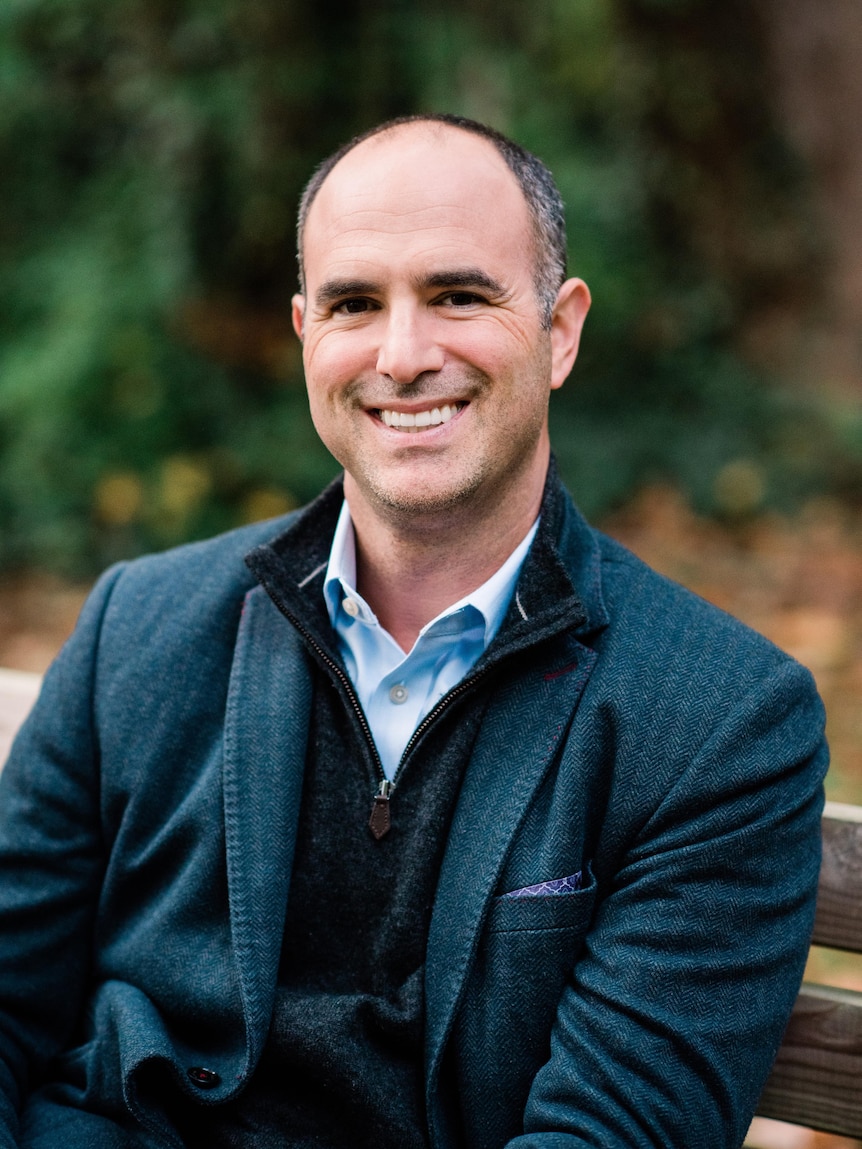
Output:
(333, 298), (376, 314)
(441, 291), (484, 308)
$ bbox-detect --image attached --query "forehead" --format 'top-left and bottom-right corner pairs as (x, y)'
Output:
(302, 126), (535, 284)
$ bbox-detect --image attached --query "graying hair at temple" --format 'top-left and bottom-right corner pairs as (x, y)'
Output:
(295, 113), (568, 331)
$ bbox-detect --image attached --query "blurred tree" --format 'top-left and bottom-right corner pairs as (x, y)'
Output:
(0, 0), (856, 575)
(760, 0), (862, 396)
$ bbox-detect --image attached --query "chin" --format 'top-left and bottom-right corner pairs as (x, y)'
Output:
(365, 470), (485, 520)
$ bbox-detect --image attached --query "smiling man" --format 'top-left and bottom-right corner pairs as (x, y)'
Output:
(0, 115), (828, 1148)
(292, 123), (589, 656)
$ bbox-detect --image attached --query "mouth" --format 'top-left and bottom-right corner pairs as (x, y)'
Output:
(374, 402), (466, 433)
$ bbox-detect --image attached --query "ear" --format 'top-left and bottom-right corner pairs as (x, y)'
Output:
(291, 294), (305, 341)
(549, 278), (591, 391)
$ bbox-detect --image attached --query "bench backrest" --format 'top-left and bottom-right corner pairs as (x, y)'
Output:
(755, 801), (862, 1137)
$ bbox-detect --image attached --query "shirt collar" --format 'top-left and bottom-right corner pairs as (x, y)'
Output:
(323, 498), (539, 649)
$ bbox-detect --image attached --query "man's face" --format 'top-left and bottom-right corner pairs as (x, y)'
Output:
(293, 124), (589, 528)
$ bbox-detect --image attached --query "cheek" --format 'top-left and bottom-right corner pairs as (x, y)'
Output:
(302, 349), (340, 423)
(303, 331), (369, 396)
(447, 317), (539, 372)
(304, 385), (346, 460)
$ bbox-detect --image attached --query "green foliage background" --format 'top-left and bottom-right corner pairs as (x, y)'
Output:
(0, 0), (857, 574)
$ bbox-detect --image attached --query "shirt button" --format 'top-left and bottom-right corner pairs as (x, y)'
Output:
(389, 684), (409, 705)
(187, 1066), (221, 1089)
(343, 598), (360, 618)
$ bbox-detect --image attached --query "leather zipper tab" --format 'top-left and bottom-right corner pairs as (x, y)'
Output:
(369, 779), (393, 839)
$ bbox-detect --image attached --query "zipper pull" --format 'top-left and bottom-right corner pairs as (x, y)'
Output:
(369, 779), (393, 839)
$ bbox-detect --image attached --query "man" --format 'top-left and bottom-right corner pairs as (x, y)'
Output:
(0, 115), (827, 1148)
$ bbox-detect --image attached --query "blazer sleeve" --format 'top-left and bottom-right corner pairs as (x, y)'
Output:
(0, 565), (125, 1147)
(511, 656), (827, 1149)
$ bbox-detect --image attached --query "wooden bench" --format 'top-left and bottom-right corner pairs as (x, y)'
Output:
(0, 669), (859, 1143)
(753, 801), (862, 1141)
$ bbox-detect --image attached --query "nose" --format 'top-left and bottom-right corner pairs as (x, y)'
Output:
(375, 304), (444, 384)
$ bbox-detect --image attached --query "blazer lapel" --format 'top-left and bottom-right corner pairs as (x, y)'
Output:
(222, 583), (312, 1073)
(424, 634), (597, 1107)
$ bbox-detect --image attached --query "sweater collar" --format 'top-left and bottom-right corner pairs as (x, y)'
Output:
(244, 457), (609, 654)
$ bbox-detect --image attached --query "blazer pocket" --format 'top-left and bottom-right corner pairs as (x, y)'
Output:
(455, 864), (599, 1128)
(487, 864), (596, 934)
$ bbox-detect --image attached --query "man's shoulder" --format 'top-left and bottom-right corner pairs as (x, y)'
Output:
(107, 474), (344, 604)
(553, 479), (783, 662)
(587, 523), (805, 683)
(86, 511), (307, 657)
(107, 510), (303, 595)
(593, 527), (734, 620)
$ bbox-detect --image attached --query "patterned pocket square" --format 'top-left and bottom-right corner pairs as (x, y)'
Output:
(500, 871), (582, 899)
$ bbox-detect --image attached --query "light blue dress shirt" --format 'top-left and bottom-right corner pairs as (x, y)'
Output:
(323, 501), (539, 780)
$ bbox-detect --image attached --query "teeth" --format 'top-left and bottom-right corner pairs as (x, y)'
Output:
(378, 403), (461, 430)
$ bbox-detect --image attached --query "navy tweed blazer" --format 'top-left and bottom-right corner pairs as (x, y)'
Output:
(0, 473), (827, 1148)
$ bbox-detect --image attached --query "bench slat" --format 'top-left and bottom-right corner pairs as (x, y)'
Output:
(757, 983), (862, 1137)
(812, 805), (862, 953)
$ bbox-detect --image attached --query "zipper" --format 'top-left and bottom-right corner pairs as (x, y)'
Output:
(272, 601), (386, 785)
(267, 593), (493, 839)
(370, 662), (495, 838)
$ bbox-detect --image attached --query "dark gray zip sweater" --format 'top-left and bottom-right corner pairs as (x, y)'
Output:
(168, 467), (585, 1148)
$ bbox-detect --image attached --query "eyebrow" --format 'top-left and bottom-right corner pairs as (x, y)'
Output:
(421, 268), (506, 295)
(315, 278), (380, 307)
(314, 268), (507, 309)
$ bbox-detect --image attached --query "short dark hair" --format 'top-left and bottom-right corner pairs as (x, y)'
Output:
(296, 113), (567, 330)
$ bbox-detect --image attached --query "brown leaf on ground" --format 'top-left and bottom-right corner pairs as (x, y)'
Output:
(0, 575), (89, 674)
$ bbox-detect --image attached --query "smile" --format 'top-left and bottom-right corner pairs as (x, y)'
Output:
(375, 403), (465, 432)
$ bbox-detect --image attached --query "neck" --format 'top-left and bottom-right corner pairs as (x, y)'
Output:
(344, 457), (548, 652)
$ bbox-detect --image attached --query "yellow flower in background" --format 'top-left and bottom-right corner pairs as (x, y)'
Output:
(158, 457), (212, 520)
(241, 488), (295, 524)
(94, 473), (144, 526)
(713, 459), (765, 517)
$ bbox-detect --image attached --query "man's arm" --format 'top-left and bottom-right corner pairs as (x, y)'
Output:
(0, 566), (125, 1146)
(515, 656), (827, 1148)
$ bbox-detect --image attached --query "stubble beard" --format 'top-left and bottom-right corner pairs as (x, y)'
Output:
(359, 453), (491, 523)
(335, 367), (489, 522)
(349, 407), (548, 535)
(325, 360), (550, 531)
